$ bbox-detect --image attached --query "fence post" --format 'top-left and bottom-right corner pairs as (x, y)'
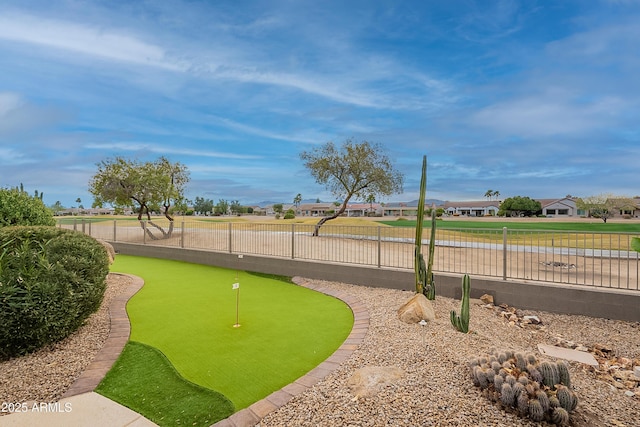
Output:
(143, 221), (147, 244)
(73, 218), (77, 231)
(377, 226), (381, 268)
(503, 227), (508, 280)
(81, 219), (86, 234)
(291, 223), (295, 259)
(228, 222), (233, 253)
(181, 221), (185, 248)
(113, 220), (117, 242)
(88, 220), (92, 236)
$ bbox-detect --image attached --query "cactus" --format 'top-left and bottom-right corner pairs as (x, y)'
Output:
(513, 382), (526, 398)
(414, 155), (437, 299)
(536, 390), (550, 413)
(501, 383), (515, 407)
(527, 365), (543, 383)
(475, 367), (489, 389)
(470, 350), (578, 425)
(450, 274), (470, 333)
(551, 407), (570, 426)
(424, 205), (437, 300)
(540, 361), (560, 388)
(515, 352), (527, 370)
(486, 369), (495, 383)
(557, 385), (578, 412)
(517, 392), (529, 415)
(517, 375), (529, 386)
(528, 399), (545, 422)
(494, 374), (504, 391)
(557, 360), (572, 388)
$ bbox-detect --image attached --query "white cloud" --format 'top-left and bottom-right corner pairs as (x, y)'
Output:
(0, 12), (185, 71)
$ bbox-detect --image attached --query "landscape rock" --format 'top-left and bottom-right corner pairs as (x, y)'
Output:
(397, 293), (435, 324)
(480, 294), (494, 305)
(348, 366), (405, 398)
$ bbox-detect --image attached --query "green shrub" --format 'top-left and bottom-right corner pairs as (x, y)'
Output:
(0, 188), (55, 227)
(0, 226), (109, 360)
(284, 209), (295, 219)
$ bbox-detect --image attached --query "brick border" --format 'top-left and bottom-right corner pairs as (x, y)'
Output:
(212, 277), (369, 427)
(62, 273), (144, 398)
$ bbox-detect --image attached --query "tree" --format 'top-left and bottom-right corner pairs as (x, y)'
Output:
(0, 187), (55, 227)
(230, 200), (243, 215)
(576, 194), (636, 223)
(214, 199), (229, 215)
(89, 156), (189, 238)
(193, 196), (214, 215)
(498, 196), (541, 217)
(50, 201), (65, 214)
(485, 189), (500, 201)
(365, 193), (376, 216)
(273, 203), (284, 218)
(300, 139), (404, 235)
(293, 193), (302, 208)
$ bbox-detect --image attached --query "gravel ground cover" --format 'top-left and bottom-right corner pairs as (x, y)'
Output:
(1, 274), (639, 427)
(261, 280), (640, 427)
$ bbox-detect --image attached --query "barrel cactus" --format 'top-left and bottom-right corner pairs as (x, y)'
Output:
(468, 349), (578, 425)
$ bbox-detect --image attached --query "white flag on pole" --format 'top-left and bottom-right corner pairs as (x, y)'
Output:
(232, 283), (240, 290)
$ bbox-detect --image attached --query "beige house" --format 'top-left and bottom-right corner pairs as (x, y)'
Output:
(538, 197), (578, 217)
(443, 201), (499, 217)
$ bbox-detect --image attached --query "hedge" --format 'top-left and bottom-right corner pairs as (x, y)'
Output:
(0, 226), (109, 360)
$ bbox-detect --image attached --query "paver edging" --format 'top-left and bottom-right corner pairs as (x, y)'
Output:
(61, 273), (144, 398)
(212, 276), (369, 427)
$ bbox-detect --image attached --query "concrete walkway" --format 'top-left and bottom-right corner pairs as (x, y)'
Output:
(0, 392), (157, 427)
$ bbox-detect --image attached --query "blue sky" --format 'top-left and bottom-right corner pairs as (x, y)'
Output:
(1, 1), (638, 208)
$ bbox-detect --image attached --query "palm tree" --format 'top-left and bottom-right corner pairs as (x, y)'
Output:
(492, 190), (500, 200)
(293, 193), (302, 207)
(484, 190), (494, 201)
(365, 194), (376, 216)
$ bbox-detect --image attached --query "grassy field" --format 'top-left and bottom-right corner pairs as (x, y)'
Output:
(378, 218), (640, 232)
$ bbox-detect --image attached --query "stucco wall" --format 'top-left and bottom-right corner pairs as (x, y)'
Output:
(111, 242), (640, 322)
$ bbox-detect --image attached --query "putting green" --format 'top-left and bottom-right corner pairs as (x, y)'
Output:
(110, 255), (354, 410)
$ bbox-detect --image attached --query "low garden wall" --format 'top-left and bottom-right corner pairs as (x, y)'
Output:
(112, 242), (640, 322)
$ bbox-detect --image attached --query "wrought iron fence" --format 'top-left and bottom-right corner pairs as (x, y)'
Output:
(59, 218), (640, 291)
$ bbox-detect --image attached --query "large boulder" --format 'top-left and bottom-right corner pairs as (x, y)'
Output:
(348, 366), (405, 399)
(397, 293), (435, 324)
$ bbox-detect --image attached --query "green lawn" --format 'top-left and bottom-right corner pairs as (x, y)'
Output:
(108, 255), (353, 411)
(377, 219), (640, 232)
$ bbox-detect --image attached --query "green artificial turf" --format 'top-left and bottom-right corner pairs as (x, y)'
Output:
(96, 341), (234, 426)
(109, 255), (353, 410)
(377, 219), (640, 232)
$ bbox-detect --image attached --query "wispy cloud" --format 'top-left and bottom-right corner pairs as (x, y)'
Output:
(84, 142), (262, 160)
(0, 12), (184, 71)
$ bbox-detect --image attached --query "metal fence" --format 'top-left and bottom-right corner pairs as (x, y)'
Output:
(59, 218), (640, 291)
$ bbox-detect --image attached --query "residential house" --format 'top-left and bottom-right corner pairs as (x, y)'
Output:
(538, 197), (578, 217)
(443, 201), (500, 217)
